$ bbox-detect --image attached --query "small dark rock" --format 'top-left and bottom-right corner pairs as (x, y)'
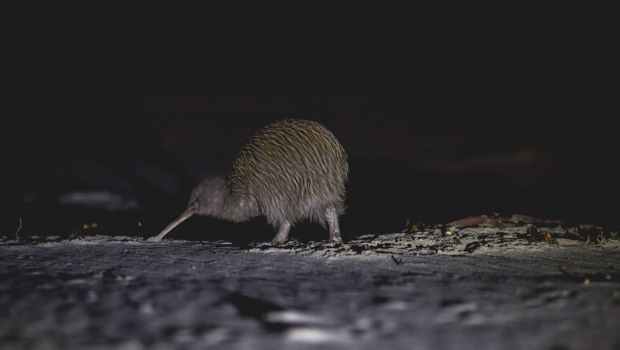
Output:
(464, 242), (482, 253)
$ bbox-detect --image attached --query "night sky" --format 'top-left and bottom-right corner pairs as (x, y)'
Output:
(2, 38), (617, 239)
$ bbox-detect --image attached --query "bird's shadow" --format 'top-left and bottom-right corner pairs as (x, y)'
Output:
(159, 216), (329, 245)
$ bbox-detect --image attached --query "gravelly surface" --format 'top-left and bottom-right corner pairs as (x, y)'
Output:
(1, 223), (619, 350)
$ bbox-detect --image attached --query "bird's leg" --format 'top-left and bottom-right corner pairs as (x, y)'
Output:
(272, 221), (291, 243)
(325, 205), (342, 242)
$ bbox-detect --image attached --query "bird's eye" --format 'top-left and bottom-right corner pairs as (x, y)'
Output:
(188, 199), (198, 211)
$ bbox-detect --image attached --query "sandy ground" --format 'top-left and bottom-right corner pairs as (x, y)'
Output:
(1, 222), (619, 350)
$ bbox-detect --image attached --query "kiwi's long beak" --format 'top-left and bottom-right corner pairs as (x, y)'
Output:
(150, 210), (194, 241)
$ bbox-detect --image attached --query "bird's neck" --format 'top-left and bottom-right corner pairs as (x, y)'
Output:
(217, 189), (260, 223)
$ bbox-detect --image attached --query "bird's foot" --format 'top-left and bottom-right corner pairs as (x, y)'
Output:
(330, 231), (343, 243)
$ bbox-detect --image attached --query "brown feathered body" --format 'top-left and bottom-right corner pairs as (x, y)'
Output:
(153, 119), (349, 242)
(228, 119), (348, 228)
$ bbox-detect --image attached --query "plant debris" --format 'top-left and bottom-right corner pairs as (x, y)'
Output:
(14, 217), (23, 241)
(247, 214), (616, 257)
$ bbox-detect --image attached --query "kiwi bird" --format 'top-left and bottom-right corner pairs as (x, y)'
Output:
(150, 119), (349, 243)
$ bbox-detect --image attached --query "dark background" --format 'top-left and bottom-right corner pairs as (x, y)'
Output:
(2, 36), (617, 241)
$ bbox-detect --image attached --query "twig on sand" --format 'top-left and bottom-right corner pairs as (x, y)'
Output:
(391, 255), (402, 265)
(15, 217), (23, 240)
